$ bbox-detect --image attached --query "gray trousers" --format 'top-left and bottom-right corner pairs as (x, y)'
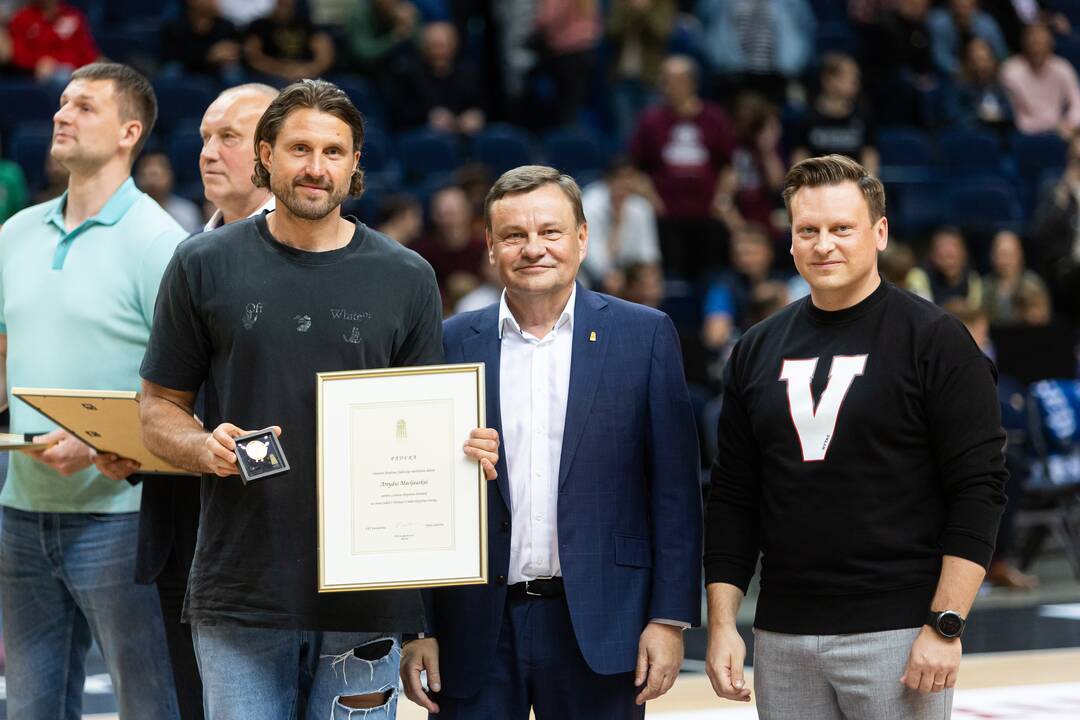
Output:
(754, 627), (953, 720)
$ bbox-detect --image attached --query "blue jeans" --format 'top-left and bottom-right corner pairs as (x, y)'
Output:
(0, 507), (179, 719)
(192, 623), (400, 719)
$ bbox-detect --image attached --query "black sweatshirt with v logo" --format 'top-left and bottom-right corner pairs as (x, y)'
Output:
(704, 280), (1007, 634)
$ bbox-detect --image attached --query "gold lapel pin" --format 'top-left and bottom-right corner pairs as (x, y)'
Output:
(589, 331), (597, 342)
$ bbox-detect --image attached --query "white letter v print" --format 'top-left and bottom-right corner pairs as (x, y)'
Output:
(779, 355), (868, 462)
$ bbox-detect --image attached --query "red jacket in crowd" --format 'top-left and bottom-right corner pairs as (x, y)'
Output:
(9, 3), (98, 73)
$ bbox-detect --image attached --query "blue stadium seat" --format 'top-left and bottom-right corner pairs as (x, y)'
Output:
(360, 127), (397, 184)
(152, 77), (217, 134)
(877, 126), (935, 183)
(891, 181), (950, 236)
(97, 28), (159, 68)
(816, 20), (858, 55)
(469, 124), (536, 177)
(168, 123), (204, 187)
(7, 122), (54, 191)
(542, 127), (609, 178)
(396, 129), (460, 185)
(326, 75), (385, 129)
(937, 128), (1003, 176)
(948, 177), (1023, 233)
(0, 83), (57, 137)
(1011, 132), (1066, 181)
(101, 0), (176, 31)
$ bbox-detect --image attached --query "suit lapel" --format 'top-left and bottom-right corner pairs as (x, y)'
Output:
(464, 305), (511, 512)
(558, 287), (611, 489)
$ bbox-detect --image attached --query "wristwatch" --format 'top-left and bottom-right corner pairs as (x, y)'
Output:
(925, 610), (966, 639)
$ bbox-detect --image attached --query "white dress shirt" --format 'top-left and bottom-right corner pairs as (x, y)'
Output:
(204, 194), (276, 232)
(499, 286), (575, 584)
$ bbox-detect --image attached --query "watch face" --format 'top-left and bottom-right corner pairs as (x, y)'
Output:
(938, 612), (964, 637)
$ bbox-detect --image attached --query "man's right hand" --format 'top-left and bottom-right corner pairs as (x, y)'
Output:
(706, 624), (752, 702)
(26, 429), (94, 476)
(400, 637), (441, 714)
(203, 423), (281, 477)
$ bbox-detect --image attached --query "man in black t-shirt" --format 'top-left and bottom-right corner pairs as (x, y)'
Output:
(704, 155), (1006, 719)
(792, 53), (879, 176)
(139, 79), (499, 720)
(243, 0), (335, 83)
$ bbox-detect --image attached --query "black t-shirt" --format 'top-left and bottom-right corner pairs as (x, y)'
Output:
(247, 17), (317, 62)
(798, 103), (877, 160)
(704, 281), (1007, 635)
(161, 15), (240, 75)
(141, 213), (443, 631)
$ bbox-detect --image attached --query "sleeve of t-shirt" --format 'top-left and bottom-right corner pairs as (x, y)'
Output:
(391, 269), (444, 367)
(703, 342), (763, 591)
(137, 227), (187, 329)
(922, 314), (1008, 569)
(140, 251), (213, 393)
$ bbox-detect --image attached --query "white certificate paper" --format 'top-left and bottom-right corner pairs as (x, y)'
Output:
(317, 363), (487, 592)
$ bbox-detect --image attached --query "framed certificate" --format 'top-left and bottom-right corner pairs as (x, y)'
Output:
(316, 363), (487, 592)
(12, 388), (193, 475)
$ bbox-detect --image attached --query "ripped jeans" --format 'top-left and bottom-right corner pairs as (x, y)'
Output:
(191, 623), (400, 719)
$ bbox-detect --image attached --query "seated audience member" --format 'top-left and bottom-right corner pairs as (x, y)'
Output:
(722, 92), (785, 232)
(390, 21), (484, 135)
(8, 0), (98, 84)
(135, 152), (204, 235)
(581, 156), (661, 295)
(0, 148), (27, 224)
(928, 0), (1008, 77)
(701, 223), (789, 353)
(907, 226), (983, 308)
(1028, 129), (1080, 323)
(696, 0), (816, 104)
(1013, 281), (1053, 325)
(346, 0), (419, 73)
(793, 53), (879, 175)
(244, 0), (335, 83)
(620, 261), (665, 308)
(1001, 22), (1080, 136)
(33, 153), (67, 204)
(454, 256), (503, 315)
(982, 229), (1050, 325)
(532, 0), (603, 127)
(410, 185), (486, 310)
(217, 0), (275, 27)
(943, 298), (1039, 590)
(945, 36), (1013, 131)
(607, 0), (676, 141)
(375, 193), (423, 246)
(860, 0), (938, 125)
(880, 240), (919, 289)
(161, 0), (243, 83)
(630, 55), (735, 280)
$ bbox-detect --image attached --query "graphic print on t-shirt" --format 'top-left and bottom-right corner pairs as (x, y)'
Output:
(780, 354), (868, 462)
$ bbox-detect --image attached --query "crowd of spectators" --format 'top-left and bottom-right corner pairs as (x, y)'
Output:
(0, 2), (1077, 584)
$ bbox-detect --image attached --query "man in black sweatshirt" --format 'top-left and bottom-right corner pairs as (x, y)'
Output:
(703, 154), (1007, 719)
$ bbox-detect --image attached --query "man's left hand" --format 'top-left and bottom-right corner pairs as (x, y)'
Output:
(91, 450), (141, 481)
(634, 622), (684, 705)
(900, 625), (961, 694)
(463, 428), (499, 480)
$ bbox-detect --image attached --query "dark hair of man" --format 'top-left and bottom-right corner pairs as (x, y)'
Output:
(251, 78), (366, 196)
(484, 165), (585, 230)
(70, 62), (158, 159)
(782, 154), (886, 223)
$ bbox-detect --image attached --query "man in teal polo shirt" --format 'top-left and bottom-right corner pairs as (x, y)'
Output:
(0, 62), (185, 719)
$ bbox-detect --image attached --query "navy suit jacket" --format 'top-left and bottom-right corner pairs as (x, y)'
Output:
(428, 286), (703, 699)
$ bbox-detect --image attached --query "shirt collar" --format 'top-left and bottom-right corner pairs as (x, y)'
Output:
(205, 194), (276, 232)
(43, 177), (140, 232)
(498, 284), (577, 340)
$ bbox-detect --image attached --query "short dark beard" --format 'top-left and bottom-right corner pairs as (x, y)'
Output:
(270, 172), (348, 221)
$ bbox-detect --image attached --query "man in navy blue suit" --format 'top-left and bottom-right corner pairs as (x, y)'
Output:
(401, 165), (703, 719)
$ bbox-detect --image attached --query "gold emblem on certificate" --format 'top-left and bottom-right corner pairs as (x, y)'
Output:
(234, 427), (290, 484)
